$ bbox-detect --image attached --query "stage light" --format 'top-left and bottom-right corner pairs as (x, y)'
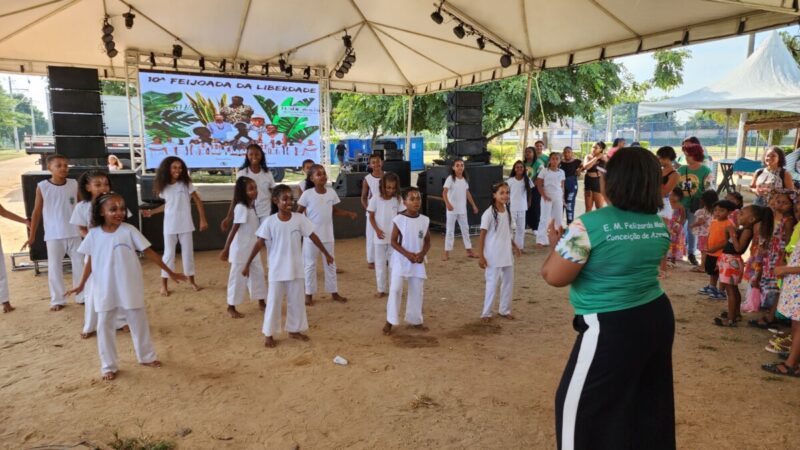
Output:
(102, 33), (114, 43)
(172, 44), (183, 58)
(453, 23), (465, 39)
(340, 65), (349, 74)
(476, 36), (485, 50)
(345, 53), (356, 63)
(149, 52), (156, 67)
(285, 65), (293, 77)
(341, 61), (352, 70)
(335, 69), (345, 78)
(102, 22), (114, 35)
(500, 52), (512, 68)
(220, 58), (227, 72)
(430, 9), (443, 24)
(343, 33), (352, 49)
(241, 61), (249, 74)
(199, 57), (205, 71)
(105, 41), (116, 52)
(123, 9), (135, 29)
(278, 58), (286, 72)
(108, 49), (118, 58)
(262, 63), (268, 75)
(682, 30), (690, 46)
(303, 67), (311, 79)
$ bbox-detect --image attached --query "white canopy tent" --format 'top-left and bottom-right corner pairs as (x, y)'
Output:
(1, 0), (799, 165)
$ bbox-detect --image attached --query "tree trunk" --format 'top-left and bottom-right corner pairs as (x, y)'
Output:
(486, 114), (523, 142)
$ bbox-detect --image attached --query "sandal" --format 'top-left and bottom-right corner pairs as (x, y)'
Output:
(719, 311), (743, 320)
(748, 317), (780, 329)
(713, 317), (737, 327)
(761, 362), (800, 377)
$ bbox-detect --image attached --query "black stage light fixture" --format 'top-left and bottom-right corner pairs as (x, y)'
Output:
(278, 58), (286, 72)
(340, 64), (349, 74)
(123, 9), (135, 29)
(335, 68), (345, 78)
(172, 44), (183, 58)
(341, 61), (352, 70)
(220, 58), (227, 72)
(303, 67), (311, 79)
(262, 62), (269, 75)
(108, 49), (118, 58)
(453, 23), (465, 39)
(105, 40), (116, 52)
(102, 33), (114, 43)
(285, 64), (293, 77)
(149, 52), (156, 67)
(199, 56), (205, 71)
(102, 21), (114, 35)
(430, 7), (443, 24)
(343, 33), (352, 49)
(476, 36), (485, 50)
(345, 52), (356, 63)
(500, 52), (512, 68)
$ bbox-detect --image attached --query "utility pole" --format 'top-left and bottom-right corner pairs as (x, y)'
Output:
(735, 33), (756, 158)
(7, 77), (19, 150)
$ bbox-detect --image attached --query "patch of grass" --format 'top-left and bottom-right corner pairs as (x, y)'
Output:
(697, 344), (718, 351)
(410, 394), (439, 409)
(109, 432), (176, 450)
(0, 149), (26, 162)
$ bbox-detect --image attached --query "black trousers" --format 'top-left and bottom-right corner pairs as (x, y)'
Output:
(555, 295), (676, 450)
(526, 187), (541, 230)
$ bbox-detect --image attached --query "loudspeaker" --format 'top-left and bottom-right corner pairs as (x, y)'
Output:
(383, 160), (411, 188)
(446, 139), (486, 156)
(50, 90), (102, 114)
(447, 91), (482, 107)
(447, 123), (483, 140)
(21, 170), (139, 261)
(384, 149), (404, 161)
(138, 174), (160, 203)
(54, 136), (107, 159)
(334, 172), (367, 197)
(419, 163), (503, 197)
(447, 107), (482, 124)
(52, 113), (105, 136)
(48, 66), (100, 91)
(374, 140), (398, 150)
(141, 201), (227, 252)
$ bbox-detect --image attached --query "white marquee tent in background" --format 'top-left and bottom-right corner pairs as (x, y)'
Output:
(1, 0), (800, 161)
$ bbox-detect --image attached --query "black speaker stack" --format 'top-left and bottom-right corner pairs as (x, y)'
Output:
(417, 164), (503, 227)
(47, 66), (107, 160)
(446, 91), (487, 159)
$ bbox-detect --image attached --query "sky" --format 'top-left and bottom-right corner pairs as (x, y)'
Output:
(4, 24), (800, 125)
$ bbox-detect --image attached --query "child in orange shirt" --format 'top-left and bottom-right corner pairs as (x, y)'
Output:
(702, 202), (730, 300)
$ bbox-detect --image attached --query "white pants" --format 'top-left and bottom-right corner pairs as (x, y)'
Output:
(303, 241), (337, 295)
(445, 212), (472, 251)
(162, 232), (195, 278)
(97, 307), (157, 375)
(46, 237), (84, 305)
(262, 279), (307, 337)
(537, 195), (564, 245)
(83, 284), (127, 334)
(511, 210), (527, 250)
(0, 237), (8, 303)
(365, 218), (375, 264)
(482, 266), (514, 318)
(227, 260), (266, 306)
(386, 274), (425, 326)
(374, 243), (393, 294)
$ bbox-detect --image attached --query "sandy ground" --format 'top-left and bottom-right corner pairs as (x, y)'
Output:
(1, 154), (799, 449)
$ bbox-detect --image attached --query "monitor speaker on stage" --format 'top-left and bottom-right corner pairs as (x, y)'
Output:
(47, 66), (101, 91)
(383, 160), (411, 188)
(52, 113), (104, 136)
(50, 90), (102, 114)
(53, 136), (107, 159)
(334, 172), (368, 197)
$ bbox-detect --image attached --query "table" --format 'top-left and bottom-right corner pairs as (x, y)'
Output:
(715, 159), (737, 195)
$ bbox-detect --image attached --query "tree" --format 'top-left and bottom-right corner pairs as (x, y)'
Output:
(101, 80), (137, 96)
(0, 86), (32, 146)
(331, 92), (446, 143)
(11, 92), (49, 138)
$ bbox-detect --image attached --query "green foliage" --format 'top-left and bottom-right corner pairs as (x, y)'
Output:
(101, 80), (137, 96)
(185, 92), (227, 125)
(109, 431), (175, 450)
(331, 92), (446, 142)
(651, 49), (691, 91)
(487, 143), (517, 167)
(0, 86), (35, 145)
(254, 96), (319, 143)
(142, 92), (196, 141)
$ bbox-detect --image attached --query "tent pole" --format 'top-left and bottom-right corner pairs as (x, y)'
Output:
(521, 69), (533, 157)
(405, 94), (414, 161)
(735, 33), (756, 158)
(724, 109), (730, 159)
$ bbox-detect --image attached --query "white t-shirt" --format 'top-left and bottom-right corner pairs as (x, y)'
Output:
(297, 187), (340, 243)
(69, 200), (93, 229)
(390, 214), (429, 279)
(229, 203), (259, 264)
(364, 173), (381, 200)
(256, 213), (315, 281)
(506, 177), (529, 213)
(367, 195), (406, 245)
(537, 168), (566, 197)
(38, 179), (80, 241)
(77, 223), (150, 312)
(159, 182), (196, 235)
(480, 208), (514, 268)
(236, 168), (275, 218)
(443, 175), (469, 214)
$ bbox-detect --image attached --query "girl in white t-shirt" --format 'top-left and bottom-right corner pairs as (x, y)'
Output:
(243, 185), (334, 348)
(383, 187), (431, 336)
(142, 157), (208, 296)
(361, 155), (384, 269)
(442, 158), (480, 261)
(220, 177), (266, 318)
(70, 170), (127, 338)
(478, 182), (521, 321)
(297, 164), (357, 305)
(0, 203), (29, 314)
(68, 192), (187, 380)
(221, 144), (275, 232)
(506, 160), (533, 251)
(297, 159), (314, 194)
(368, 172), (406, 297)
(536, 153), (566, 246)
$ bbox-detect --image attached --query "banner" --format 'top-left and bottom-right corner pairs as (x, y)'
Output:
(138, 71), (320, 170)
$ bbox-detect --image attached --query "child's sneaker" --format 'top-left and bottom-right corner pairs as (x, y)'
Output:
(698, 285), (716, 295)
(708, 289), (727, 300)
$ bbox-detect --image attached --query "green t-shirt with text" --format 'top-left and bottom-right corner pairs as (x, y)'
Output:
(678, 164), (711, 209)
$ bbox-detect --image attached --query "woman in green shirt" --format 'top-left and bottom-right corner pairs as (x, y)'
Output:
(541, 147), (675, 450)
(679, 143), (711, 266)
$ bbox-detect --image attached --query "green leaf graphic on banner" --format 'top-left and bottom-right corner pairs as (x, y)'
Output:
(254, 95), (318, 143)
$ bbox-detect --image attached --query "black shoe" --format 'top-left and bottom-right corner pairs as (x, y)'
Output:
(688, 254), (698, 266)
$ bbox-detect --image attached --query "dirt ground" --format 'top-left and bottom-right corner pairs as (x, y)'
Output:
(0, 154), (798, 449)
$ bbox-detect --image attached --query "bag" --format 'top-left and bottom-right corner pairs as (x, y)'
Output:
(742, 286), (762, 313)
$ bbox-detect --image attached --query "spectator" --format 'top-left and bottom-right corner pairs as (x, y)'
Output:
(336, 142), (347, 166)
(679, 143), (711, 266)
(750, 146), (794, 206)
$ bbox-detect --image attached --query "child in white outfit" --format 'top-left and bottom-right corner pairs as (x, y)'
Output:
(367, 172), (406, 297)
(536, 152), (566, 245)
(220, 176), (266, 318)
(383, 187), (431, 336)
(360, 155), (384, 268)
(506, 160), (533, 251)
(442, 158), (480, 260)
(479, 182), (521, 320)
(1, 203), (28, 313)
(244, 185), (334, 348)
(26, 154), (84, 310)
